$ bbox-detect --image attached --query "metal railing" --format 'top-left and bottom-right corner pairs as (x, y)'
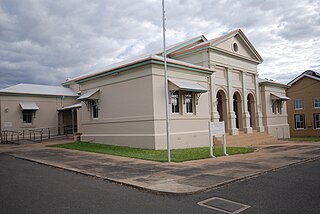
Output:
(0, 125), (77, 144)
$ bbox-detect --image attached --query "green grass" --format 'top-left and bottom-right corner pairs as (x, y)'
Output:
(288, 137), (320, 142)
(49, 142), (254, 162)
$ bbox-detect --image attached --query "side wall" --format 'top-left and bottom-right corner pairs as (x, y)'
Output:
(152, 64), (210, 149)
(78, 64), (157, 149)
(78, 63), (212, 150)
(260, 84), (290, 138)
(0, 95), (77, 135)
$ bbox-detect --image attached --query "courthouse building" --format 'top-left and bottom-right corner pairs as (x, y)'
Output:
(1, 29), (290, 148)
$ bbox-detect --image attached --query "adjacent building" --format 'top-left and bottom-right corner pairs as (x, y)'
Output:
(287, 70), (320, 137)
(0, 84), (80, 137)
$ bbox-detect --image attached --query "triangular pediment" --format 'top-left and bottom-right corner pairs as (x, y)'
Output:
(210, 29), (263, 63)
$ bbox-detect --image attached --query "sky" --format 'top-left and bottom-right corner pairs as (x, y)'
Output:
(0, 0), (319, 89)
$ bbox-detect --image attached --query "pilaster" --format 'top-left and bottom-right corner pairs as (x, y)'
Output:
(242, 71), (252, 133)
(227, 67), (238, 135)
(254, 74), (265, 132)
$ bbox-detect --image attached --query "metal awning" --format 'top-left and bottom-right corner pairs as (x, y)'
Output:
(168, 79), (207, 93)
(271, 93), (290, 101)
(20, 102), (39, 110)
(77, 89), (100, 101)
(58, 103), (82, 111)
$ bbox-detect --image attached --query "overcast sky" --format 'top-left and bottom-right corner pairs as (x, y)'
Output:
(0, 0), (319, 89)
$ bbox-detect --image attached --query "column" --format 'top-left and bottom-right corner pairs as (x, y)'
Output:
(242, 71), (253, 133)
(227, 67), (238, 135)
(208, 64), (220, 122)
(254, 74), (265, 132)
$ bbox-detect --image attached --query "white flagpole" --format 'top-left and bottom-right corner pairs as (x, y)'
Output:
(162, 0), (171, 162)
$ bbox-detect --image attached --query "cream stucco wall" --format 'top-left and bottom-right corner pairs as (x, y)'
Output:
(152, 64), (210, 149)
(171, 35), (264, 135)
(77, 62), (212, 149)
(0, 95), (77, 135)
(260, 83), (290, 139)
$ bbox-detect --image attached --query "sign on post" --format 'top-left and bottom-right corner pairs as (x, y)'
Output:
(208, 121), (228, 157)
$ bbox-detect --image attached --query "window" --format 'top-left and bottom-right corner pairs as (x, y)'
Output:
(272, 101), (282, 114)
(233, 42), (238, 52)
(314, 114), (320, 129)
(185, 92), (194, 114)
(294, 99), (303, 110)
(23, 110), (33, 124)
(171, 91), (180, 114)
(91, 100), (99, 119)
(295, 114), (305, 129)
(314, 98), (320, 108)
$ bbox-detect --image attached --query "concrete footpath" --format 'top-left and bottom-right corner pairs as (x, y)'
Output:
(1, 139), (320, 194)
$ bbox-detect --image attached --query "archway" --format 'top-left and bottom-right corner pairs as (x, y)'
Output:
(247, 93), (256, 129)
(216, 90), (228, 132)
(233, 91), (243, 130)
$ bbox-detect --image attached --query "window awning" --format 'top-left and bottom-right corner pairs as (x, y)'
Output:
(271, 93), (290, 101)
(20, 102), (39, 110)
(58, 103), (82, 111)
(168, 79), (207, 93)
(77, 89), (100, 101)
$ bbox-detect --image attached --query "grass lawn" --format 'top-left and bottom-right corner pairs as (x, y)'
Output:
(288, 137), (320, 142)
(49, 142), (254, 162)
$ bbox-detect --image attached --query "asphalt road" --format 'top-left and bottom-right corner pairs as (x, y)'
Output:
(0, 154), (319, 214)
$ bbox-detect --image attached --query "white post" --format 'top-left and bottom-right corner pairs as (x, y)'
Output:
(208, 121), (214, 158)
(162, 0), (170, 162)
(223, 133), (228, 156)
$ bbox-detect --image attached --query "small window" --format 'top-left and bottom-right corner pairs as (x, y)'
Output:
(185, 92), (194, 114)
(272, 100), (282, 115)
(171, 91), (180, 114)
(233, 42), (238, 52)
(294, 99), (303, 110)
(91, 100), (99, 119)
(314, 114), (320, 129)
(314, 98), (320, 108)
(295, 114), (305, 129)
(23, 110), (33, 124)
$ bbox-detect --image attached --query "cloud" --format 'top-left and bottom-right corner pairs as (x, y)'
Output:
(0, 0), (319, 89)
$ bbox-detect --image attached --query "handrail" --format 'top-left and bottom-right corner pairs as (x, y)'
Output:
(1, 125), (77, 144)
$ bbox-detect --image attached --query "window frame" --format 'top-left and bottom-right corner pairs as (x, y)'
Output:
(294, 99), (303, 110)
(272, 100), (283, 115)
(294, 114), (305, 130)
(185, 92), (194, 114)
(314, 113), (320, 129)
(314, 98), (320, 109)
(171, 91), (180, 114)
(22, 110), (34, 124)
(91, 100), (99, 119)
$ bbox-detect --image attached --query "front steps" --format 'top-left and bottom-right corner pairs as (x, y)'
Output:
(213, 130), (277, 147)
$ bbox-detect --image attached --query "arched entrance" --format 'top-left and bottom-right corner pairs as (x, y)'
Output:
(247, 93), (256, 129)
(216, 90), (228, 132)
(233, 92), (243, 130)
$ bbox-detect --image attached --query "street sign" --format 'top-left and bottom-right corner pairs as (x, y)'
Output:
(209, 121), (228, 158)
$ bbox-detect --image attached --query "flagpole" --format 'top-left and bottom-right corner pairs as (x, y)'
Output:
(162, 0), (171, 162)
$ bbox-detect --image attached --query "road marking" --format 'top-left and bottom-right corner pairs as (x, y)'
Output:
(197, 197), (250, 214)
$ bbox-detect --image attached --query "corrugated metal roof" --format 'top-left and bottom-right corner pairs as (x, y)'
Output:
(64, 55), (213, 84)
(20, 102), (39, 110)
(58, 103), (82, 110)
(270, 93), (290, 101)
(0, 84), (78, 97)
(77, 89), (100, 101)
(169, 79), (207, 93)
